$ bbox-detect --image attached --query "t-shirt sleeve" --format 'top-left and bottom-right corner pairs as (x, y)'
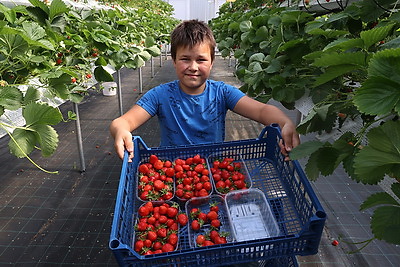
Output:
(136, 88), (159, 116)
(223, 83), (245, 110)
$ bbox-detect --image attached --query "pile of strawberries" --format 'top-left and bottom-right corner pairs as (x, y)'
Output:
(189, 202), (229, 247)
(210, 157), (249, 194)
(134, 201), (188, 255)
(174, 154), (212, 200)
(137, 155), (175, 201)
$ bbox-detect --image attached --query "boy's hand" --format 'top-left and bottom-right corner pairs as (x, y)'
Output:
(279, 123), (300, 161)
(114, 130), (134, 162)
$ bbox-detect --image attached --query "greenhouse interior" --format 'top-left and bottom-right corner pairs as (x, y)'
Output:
(0, 0), (399, 266)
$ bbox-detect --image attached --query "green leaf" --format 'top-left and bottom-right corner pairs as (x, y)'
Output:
(249, 52), (265, 63)
(381, 36), (400, 50)
(314, 64), (360, 86)
(146, 45), (161, 57)
(313, 51), (368, 67)
(368, 48), (400, 84)
(8, 128), (36, 158)
(307, 28), (348, 38)
(0, 4), (16, 23)
(31, 124), (58, 157)
(144, 36), (156, 47)
(28, 0), (49, 15)
(23, 102), (63, 126)
(94, 66), (114, 82)
(49, 0), (69, 22)
(95, 56), (108, 66)
(316, 147), (340, 176)
(323, 38), (364, 52)
(23, 87), (40, 105)
(255, 26), (268, 40)
(315, 104), (332, 120)
(239, 20), (252, 32)
(360, 192), (400, 211)
(371, 206), (400, 244)
(354, 48), (400, 116)
(277, 39), (305, 53)
(354, 77), (400, 116)
(289, 141), (325, 160)
(22, 21), (46, 40)
(360, 24), (395, 49)
(354, 121), (400, 184)
(0, 86), (23, 110)
(265, 59), (281, 74)
(305, 151), (321, 181)
(139, 50), (152, 62)
(0, 33), (29, 57)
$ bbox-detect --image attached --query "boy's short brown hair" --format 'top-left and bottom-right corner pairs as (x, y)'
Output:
(170, 19), (216, 62)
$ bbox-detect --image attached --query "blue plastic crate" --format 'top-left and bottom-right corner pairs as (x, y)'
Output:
(109, 125), (326, 267)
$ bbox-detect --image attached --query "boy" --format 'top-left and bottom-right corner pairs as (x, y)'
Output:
(110, 19), (299, 161)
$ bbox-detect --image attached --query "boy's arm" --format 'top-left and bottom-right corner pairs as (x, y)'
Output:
(233, 96), (300, 154)
(109, 104), (152, 160)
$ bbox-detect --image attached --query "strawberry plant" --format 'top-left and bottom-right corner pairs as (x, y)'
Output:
(0, 0), (177, 171)
(211, 0), (400, 246)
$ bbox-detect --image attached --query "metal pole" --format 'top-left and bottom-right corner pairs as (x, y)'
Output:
(139, 67), (143, 93)
(151, 56), (154, 78)
(73, 102), (86, 172)
(116, 69), (123, 116)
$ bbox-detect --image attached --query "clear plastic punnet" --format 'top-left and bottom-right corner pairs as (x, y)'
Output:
(225, 188), (280, 242)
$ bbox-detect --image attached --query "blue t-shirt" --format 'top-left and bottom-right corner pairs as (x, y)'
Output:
(136, 80), (245, 147)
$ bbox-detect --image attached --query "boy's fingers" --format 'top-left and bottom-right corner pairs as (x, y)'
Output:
(123, 136), (134, 162)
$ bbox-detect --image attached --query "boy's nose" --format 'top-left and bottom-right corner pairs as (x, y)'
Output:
(188, 61), (198, 71)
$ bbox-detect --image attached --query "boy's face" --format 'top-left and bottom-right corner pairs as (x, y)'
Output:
(173, 42), (213, 95)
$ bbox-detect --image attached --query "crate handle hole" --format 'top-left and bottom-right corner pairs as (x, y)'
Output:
(110, 239), (120, 249)
(316, 210), (326, 219)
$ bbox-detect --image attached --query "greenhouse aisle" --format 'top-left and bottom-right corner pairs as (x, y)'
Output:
(0, 55), (399, 266)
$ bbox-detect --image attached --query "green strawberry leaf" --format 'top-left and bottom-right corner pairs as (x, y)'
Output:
(371, 206), (400, 245)
(22, 21), (46, 41)
(314, 64), (359, 87)
(94, 66), (114, 82)
(360, 24), (395, 49)
(360, 192), (399, 211)
(23, 86), (40, 105)
(49, 0), (69, 22)
(305, 151), (321, 181)
(313, 51), (368, 67)
(0, 86), (23, 110)
(31, 124), (59, 157)
(8, 128), (36, 158)
(316, 146), (340, 176)
(239, 20), (252, 32)
(23, 102), (63, 126)
(145, 45), (161, 57)
(289, 140), (324, 160)
(354, 121), (400, 184)
(354, 77), (400, 116)
(323, 38), (364, 52)
(354, 48), (400, 116)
